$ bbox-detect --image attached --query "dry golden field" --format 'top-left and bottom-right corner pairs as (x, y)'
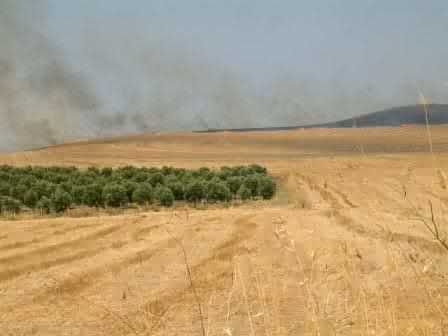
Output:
(1, 126), (448, 335)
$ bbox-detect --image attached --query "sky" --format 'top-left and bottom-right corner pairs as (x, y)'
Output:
(46, 0), (448, 86)
(1, 0), (447, 149)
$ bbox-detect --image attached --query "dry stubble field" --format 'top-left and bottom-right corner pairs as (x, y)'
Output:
(1, 126), (448, 335)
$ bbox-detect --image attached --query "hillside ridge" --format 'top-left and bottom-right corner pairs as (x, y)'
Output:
(195, 103), (448, 133)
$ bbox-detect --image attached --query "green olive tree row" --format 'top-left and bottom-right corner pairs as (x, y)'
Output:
(0, 164), (276, 214)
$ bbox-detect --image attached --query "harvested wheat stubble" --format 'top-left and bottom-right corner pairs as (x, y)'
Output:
(0, 127), (448, 335)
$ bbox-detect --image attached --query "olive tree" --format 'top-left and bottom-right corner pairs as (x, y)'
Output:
(24, 189), (39, 208)
(206, 180), (232, 203)
(103, 184), (128, 208)
(184, 180), (205, 205)
(51, 187), (73, 213)
(156, 187), (175, 207)
(258, 176), (276, 200)
(132, 183), (153, 205)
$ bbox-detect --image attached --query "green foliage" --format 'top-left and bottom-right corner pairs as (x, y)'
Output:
(180, 171), (194, 185)
(83, 184), (103, 207)
(206, 179), (232, 203)
(237, 185), (252, 200)
(243, 175), (260, 197)
(51, 188), (73, 213)
(101, 167), (113, 177)
(166, 180), (184, 200)
(72, 174), (95, 186)
(132, 171), (150, 183)
(122, 181), (138, 201)
(117, 166), (138, 179)
(36, 196), (52, 214)
(45, 172), (68, 184)
(198, 167), (215, 180)
(148, 173), (165, 187)
(0, 181), (11, 196)
(20, 175), (38, 188)
(258, 176), (277, 200)
(198, 167), (211, 176)
(233, 166), (250, 177)
(217, 167), (232, 181)
(60, 181), (73, 193)
(248, 164), (267, 175)
(156, 187), (174, 207)
(1, 196), (22, 214)
(162, 166), (175, 176)
(227, 176), (244, 195)
(0, 164), (275, 214)
(71, 185), (87, 205)
(184, 180), (206, 204)
(132, 183), (153, 205)
(103, 184), (128, 208)
(33, 180), (55, 199)
(10, 184), (28, 202)
(24, 189), (39, 208)
(87, 167), (100, 176)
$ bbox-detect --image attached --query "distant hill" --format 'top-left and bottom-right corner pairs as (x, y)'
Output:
(316, 104), (448, 128)
(195, 104), (448, 133)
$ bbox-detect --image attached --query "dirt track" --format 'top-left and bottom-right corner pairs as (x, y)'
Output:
(1, 127), (448, 335)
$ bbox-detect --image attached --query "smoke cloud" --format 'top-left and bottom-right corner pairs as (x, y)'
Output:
(0, 1), (444, 151)
(0, 0), (101, 150)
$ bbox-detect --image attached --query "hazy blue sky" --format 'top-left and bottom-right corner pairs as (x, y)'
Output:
(1, 0), (448, 150)
(45, 0), (448, 87)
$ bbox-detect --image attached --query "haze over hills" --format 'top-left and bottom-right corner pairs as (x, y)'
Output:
(196, 104), (448, 133)
(317, 103), (448, 128)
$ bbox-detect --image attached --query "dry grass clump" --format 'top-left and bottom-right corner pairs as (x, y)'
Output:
(437, 168), (447, 190)
(416, 93), (448, 251)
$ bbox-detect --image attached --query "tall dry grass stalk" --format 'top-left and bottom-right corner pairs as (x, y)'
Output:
(224, 264), (237, 336)
(401, 184), (448, 252)
(418, 90), (448, 190)
(162, 211), (207, 336)
(274, 217), (322, 335)
(254, 269), (272, 336)
(352, 117), (367, 159)
(437, 168), (447, 190)
(419, 92), (435, 160)
(410, 92), (448, 251)
(236, 261), (255, 336)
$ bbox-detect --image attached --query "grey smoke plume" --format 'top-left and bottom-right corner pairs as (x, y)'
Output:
(0, 1), (444, 151)
(0, 1), (259, 150)
(0, 0), (100, 150)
